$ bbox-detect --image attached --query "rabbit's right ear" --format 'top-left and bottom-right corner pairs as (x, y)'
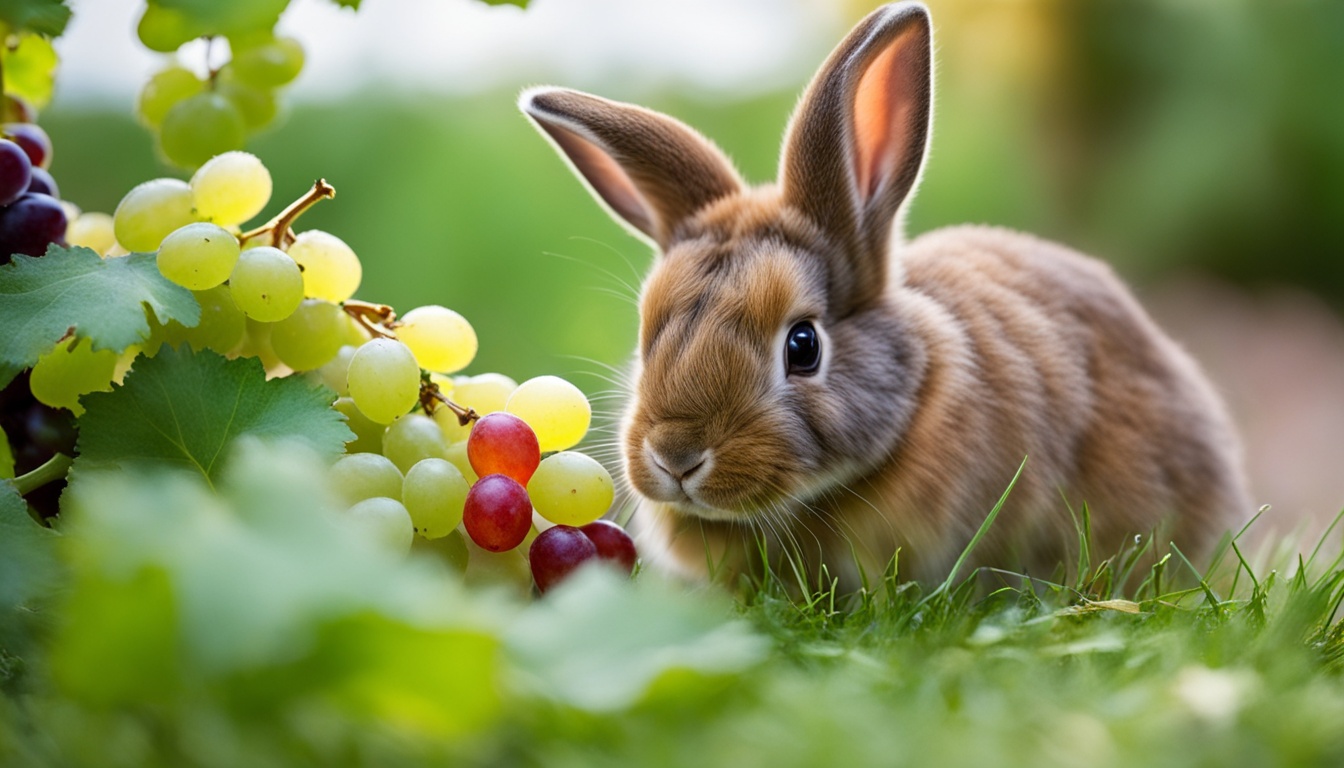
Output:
(520, 88), (745, 249)
(779, 3), (932, 308)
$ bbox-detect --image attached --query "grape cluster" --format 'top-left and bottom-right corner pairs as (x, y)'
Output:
(28, 149), (638, 592)
(0, 370), (76, 520)
(137, 34), (304, 168)
(0, 97), (69, 264)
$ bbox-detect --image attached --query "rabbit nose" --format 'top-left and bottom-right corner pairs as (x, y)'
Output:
(648, 446), (709, 483)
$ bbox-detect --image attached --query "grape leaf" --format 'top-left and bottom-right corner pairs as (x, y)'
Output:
(0, 246), (199, 389)
(0, 480), (61, 651)
(75, 347), (353, 486)
(477, 0), (529, 6)
(0, 0), (72, 38)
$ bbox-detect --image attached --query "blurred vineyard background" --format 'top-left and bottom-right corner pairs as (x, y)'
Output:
(44, 0), (1344, 531)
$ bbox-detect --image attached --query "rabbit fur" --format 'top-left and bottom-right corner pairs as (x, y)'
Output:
(519, 2), (1252, 590)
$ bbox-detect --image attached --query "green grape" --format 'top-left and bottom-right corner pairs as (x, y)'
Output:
(113, 178), (199, 253)
(382, 413), (449, 474)
(230, 36), (305, 88)
(402, 458), (470, 539)
(29, 338), (119, 416)
(113, 345), (140, 385)
(215, 72), (278, 131)
(505, 375), (592, 452)
(527, 451), (614, 526)
(330, 452), (402, 505)
(432, 372), (516, 443)
(340, 313), (370, 347)
(312, 344), (357, 395)
(287, 230), (361, 302)
(190, 151), (272, 228)
(159, 92), (246, 169)
(229, 246), (304, 322)
(334, 396), (386, 454)
(137, 5), (205, 53)
(344, 497), (414, 554)
(270, 299), (345, 371)
(346, 338), (421, 425)
(156, 222), (240, 290)
(233, 317), (281, 368)
(444, 440), (478, 485)
(137, 65), (204, 128)
(396, 305), (477, 374)
(67, 211), (117, 255)
(148, 285), (246, 355)
(411, 528), (470, 574)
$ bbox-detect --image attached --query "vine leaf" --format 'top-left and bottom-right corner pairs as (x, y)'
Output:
(0, 246), (199, 389)
(0, 480), (61, 650)
(75, 347), (353, 486)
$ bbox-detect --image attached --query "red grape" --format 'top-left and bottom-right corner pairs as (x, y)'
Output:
(463, 473), (533, 552)
(529, 524), (598, 593)
(467, 411), (541, 485)
(4, 123), (51, 169)
(0, 193), (68, 260)
(580, 519), (637, 575)
(0, 139), (32, 206)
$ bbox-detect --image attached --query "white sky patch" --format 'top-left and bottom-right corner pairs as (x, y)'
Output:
(55, 0), (843, 108)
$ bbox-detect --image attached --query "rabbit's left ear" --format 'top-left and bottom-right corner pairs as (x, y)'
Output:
(779, 3), (932, 303)
(521, 88), (745, 249)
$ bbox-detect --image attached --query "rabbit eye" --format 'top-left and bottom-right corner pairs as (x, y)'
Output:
(785, 321), (821, 376)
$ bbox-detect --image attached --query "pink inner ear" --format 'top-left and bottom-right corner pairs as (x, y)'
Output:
(852, 34), (917, 202)
(539, 120), (655, 236)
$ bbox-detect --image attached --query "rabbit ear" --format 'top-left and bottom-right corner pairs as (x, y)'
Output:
(521, 87), (746, 249)
(779, 3), (932, 301)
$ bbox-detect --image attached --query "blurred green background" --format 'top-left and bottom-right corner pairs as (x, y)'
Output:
(42, 0), (1344, 407)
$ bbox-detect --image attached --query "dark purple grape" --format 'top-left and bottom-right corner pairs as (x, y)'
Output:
(0, 192), (68, 260)
(580, 519), (638, 575)
(3, 123), (51, 169)
(26, 166), (57, 198)
(0, 139), (32, 206)
(529, 524), (598, 593)
(0, 371), (74, 523)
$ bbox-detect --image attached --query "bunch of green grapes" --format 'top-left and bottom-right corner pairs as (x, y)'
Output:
(136, 26), (304, 168)
(35, 148), (637, 593)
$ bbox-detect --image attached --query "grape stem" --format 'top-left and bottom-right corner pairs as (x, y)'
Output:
(13, 452), (73, 516)
(342, 299), (398, 340)
(237, 179), (337, 248)
(420, 377), (479, 427)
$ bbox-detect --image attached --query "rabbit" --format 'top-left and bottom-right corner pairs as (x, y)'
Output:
(519, 1), (1252, 591)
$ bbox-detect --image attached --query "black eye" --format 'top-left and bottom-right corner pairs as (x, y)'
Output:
(785, 321), (821, 376)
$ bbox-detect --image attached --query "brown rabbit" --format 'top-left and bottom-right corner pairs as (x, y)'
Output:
(520, 2), (1251, 590)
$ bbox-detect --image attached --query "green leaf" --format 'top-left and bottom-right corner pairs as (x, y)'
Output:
(0, 0), (72, 38)
(75, 347), (353, 486)
(0, 480), (61, 650)
(475, 0), (529, 6)
(324, 0), (361, 8)
(58, 442), (504, 739)
(1, 33), (59, 107)
(0, 246), (199, 389)
(506, 567), (769, 712)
